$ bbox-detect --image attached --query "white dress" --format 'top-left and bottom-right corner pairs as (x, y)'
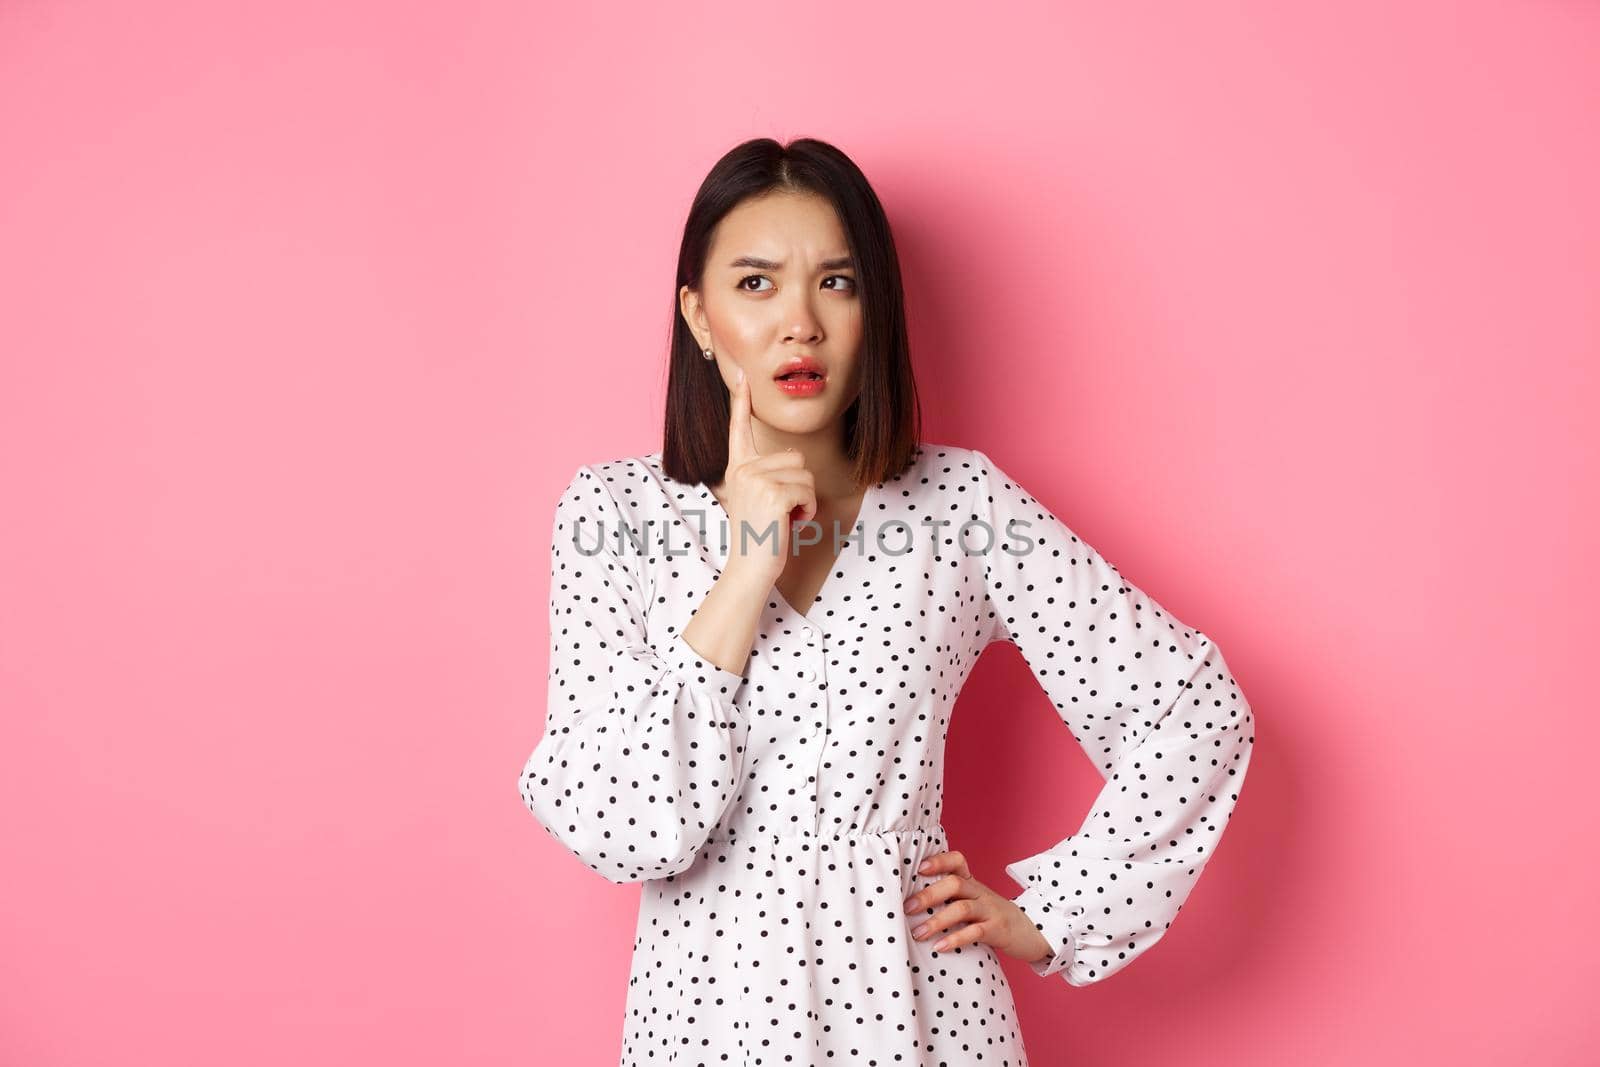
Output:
(518, 442), (1254, 1065)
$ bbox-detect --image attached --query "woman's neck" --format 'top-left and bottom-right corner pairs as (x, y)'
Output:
(750, 426), (859, 500)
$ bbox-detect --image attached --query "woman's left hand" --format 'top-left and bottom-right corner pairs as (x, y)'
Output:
(902, 850), (1054, 964)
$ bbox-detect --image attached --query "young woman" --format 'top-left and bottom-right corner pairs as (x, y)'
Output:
(518, 137), (1255, 1064)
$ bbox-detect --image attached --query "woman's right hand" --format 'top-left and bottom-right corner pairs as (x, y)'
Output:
(716, 366), (817, 586)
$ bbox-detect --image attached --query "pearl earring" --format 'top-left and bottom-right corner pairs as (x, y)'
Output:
(701, 346), (715, 361)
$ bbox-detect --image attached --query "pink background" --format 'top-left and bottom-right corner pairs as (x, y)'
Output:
(3, 2), (1596, 1064)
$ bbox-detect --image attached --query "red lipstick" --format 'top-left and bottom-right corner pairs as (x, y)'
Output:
(773, 355), (827, 398)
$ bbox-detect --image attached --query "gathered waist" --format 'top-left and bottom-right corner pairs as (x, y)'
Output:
(706, 824), (946, 843)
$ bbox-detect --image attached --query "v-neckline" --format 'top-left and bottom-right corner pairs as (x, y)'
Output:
(697, 473), (880, 629)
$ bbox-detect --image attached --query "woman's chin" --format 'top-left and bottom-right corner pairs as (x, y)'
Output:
(760, 409), (841, 436)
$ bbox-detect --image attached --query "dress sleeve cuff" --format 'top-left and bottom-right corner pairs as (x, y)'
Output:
(1011, 885), (1080, 979)
(664, 632), (746, 700)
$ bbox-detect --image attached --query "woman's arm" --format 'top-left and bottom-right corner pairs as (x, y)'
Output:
(517, 464), (753, 885)
(974, 448), (1256, 986)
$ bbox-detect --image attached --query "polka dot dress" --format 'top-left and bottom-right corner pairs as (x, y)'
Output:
(519, 443), (1254, 1064)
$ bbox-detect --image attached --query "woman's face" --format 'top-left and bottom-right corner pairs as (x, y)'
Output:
(680, 190), (863, 440)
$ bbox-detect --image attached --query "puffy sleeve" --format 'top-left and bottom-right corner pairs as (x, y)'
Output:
(972, 448), (1255, 986)
(516, 464), (752, 885)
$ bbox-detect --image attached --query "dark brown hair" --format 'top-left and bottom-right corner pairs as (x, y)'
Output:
(661, 137), (922, 489)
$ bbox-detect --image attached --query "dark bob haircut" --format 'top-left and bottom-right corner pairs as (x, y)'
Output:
(661, 137), (922, 490)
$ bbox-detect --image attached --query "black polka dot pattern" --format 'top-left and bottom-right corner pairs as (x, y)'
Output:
(518, 443), (1255, 1062)
(971, 448), (1254, 987)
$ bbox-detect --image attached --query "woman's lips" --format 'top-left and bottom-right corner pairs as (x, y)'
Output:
(774, 372), (827, 397)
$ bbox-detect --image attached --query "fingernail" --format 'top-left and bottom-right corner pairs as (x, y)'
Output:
(932, 938), (949, 951)
(912, 923), (928, 937)
(918, 860), (931, 871)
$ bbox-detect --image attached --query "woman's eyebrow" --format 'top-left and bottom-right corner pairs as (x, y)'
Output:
(727, 255), (855, 271)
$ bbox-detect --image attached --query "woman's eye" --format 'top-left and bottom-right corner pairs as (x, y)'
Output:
(738, 274), (856, 293)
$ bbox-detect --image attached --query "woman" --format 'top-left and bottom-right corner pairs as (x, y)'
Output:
(518, 137), (1254, 1064)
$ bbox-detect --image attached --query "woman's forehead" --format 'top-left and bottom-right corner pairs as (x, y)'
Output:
(713, 192), (847, 258)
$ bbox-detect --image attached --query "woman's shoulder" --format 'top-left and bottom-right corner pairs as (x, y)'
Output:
(555, 450), (703, 521)
(900, 441), (985, 475)
(566, 449), (666, 484)
(879, 442), (994, 496)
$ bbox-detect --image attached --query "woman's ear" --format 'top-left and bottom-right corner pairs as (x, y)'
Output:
(678, 284), (707, 348)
